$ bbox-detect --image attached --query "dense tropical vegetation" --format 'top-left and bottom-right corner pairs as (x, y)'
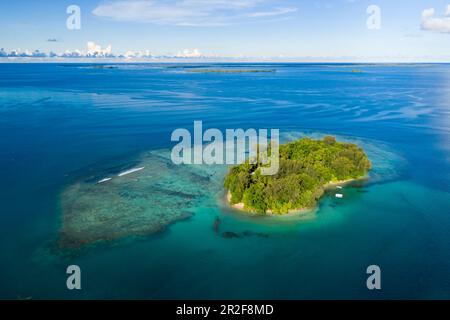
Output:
(224, 136), (371, 214)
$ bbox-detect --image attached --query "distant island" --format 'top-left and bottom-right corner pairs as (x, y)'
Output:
(186, 69), (276, 74)
(224, 136), (371, 215)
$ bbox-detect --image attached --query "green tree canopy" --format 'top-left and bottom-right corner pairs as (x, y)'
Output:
(224, 136), (371, 214)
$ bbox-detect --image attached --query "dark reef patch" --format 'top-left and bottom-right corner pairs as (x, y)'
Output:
(221, 230), (269, 239)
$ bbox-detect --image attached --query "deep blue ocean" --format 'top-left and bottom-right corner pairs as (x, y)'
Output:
(0, 63), (449, 299)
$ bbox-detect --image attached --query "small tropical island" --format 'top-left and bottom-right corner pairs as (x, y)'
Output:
(224, 136), (372, 215)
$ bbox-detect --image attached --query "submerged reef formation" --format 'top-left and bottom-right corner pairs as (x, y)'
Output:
(59, 150), (225, 248)
(225, 136), (372, 214)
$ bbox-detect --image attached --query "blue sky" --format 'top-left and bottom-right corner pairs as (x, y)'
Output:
(1, 0), (450, 60)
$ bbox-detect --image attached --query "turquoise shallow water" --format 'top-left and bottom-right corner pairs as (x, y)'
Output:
(0, 63), (449, 299)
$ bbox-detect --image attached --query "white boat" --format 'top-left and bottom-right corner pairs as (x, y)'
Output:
(335, 193), (344, 198)
(118, 167), (145, 177)
(98, 177), (112, 184)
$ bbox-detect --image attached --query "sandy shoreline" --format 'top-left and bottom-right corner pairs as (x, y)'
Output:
(225, 176), (367, 216)
(226, 190), (310, 216)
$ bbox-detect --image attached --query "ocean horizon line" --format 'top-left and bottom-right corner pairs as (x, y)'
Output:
(1, 58), (450, 64)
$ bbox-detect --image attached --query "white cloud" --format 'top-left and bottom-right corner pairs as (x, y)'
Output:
(62, 49), (83, 57)
(421, 5), (450, 33)
(246, 7), (297, 18)
(87, 41), (113, 56)
(92, 0), (297, 26)
(176, 48), (203, 57)
(123, 50), (152, 58)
